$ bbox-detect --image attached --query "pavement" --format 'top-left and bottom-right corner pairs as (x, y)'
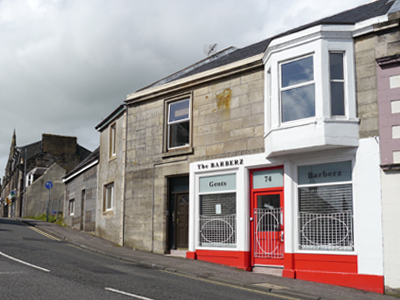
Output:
(15, 218), (399, 300)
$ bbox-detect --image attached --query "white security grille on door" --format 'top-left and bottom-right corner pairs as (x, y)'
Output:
(254, 207), (284, 258)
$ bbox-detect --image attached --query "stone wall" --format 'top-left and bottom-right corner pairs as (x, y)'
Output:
(25, 163), (66, 217)
(64, 164), (97, 232)
(124, 67), (265, 253)
(96, 112), (126, 245)
(355, 25), (400, 138)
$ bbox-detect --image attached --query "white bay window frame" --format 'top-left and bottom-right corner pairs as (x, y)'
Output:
(263, 25), (358, 157)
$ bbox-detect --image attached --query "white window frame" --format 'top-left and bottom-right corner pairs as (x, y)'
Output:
(295, 159), (355, 254)
(109, 123), (116, 159)
(329, 51), (346, 117)
(264, 26), (357, 131)
(104, 183), (114, 211)
(279, 54), (316, 123)
(69, 199), (75, 216)
(197, 172), (237, 249)
(167, 98), (191, 150)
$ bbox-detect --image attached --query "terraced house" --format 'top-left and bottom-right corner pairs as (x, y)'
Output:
(94, 0), (400, 295)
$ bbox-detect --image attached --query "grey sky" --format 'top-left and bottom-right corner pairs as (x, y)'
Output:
(0, 0), (368, 178)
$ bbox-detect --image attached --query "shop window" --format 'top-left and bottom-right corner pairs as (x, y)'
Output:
(109, 123), (116, 159)
(69, 199), (75, 216)
(281, 55), (315, 122)
(167, 98), (190, 150)
(297, 161), (354, 251)
(104, 183), (114, 211)
(198, 174), (236, 248)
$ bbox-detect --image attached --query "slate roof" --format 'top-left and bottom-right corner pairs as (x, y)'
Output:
(63, 147), (99, 181)
(16, 141), (42, 161)
(137, 0), (396, 93)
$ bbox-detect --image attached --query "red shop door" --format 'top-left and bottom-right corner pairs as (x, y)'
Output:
(251, 190), (284, 266)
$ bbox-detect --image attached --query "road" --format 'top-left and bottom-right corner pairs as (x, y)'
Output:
(0, 218), (295, 300)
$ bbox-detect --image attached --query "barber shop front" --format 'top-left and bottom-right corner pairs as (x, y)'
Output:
(187, 142), (384, 293)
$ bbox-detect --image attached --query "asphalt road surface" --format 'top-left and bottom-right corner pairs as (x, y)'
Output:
(0, 218), (296, 300)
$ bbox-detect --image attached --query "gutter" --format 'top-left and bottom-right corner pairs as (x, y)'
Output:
(62, 160), (99, 183)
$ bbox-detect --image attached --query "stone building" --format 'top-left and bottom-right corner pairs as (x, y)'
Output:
(123, 44), (265, 254)
(0, 132), (91, 218)
(63, 147), (99, 232)
(95, 105), (126, 245)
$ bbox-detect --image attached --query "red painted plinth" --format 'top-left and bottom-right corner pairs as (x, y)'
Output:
(195, 250), (251, 271)
(186, 251), (197, 259)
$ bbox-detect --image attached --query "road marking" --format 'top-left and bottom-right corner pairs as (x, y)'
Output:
(160, 270), (301, 300)
(28, 226), (60, 241)
(0, 251), (50, 272)
(105, 288), (155, 300)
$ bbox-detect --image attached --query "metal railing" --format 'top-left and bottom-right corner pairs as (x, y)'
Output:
(199, 214), (236, 247)
(299, 210), (354, 251)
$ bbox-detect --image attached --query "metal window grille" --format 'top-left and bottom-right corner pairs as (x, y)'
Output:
(199, 214), (236, 247)
(299, 184), (354, 251)
(299, 211), (353, 250)
(254, 208), (284, 258)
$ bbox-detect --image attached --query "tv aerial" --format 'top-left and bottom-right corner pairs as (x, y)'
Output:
(204, 43), (218, 57)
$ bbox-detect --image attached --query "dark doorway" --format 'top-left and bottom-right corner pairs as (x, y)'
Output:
(168, 176), (189, 250)
(80, 190), (85, 231)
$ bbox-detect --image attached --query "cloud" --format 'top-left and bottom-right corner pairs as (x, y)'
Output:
(0, 0), (370, 178)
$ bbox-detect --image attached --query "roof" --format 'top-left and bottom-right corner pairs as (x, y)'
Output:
(127, 0), (397, 97)
(95, 104), (125, 132)
(63, 147), (99, 182)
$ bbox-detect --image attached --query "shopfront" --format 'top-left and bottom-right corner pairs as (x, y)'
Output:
(188, 140), (384, 293)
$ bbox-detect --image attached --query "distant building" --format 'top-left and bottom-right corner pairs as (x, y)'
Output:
(1, 132), (91, 218)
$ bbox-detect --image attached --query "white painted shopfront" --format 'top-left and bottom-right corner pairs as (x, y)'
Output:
(187, 138), (384, 293)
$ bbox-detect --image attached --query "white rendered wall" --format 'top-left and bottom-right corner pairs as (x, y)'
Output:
(381, 170), (400, 288)
(353, 137), (383, 276)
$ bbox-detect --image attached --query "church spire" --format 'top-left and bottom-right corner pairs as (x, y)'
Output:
(9, 129), (16, 161)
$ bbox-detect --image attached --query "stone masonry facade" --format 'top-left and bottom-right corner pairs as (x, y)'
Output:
(64, 165), (97, 232)
(124, 67), (264, 253)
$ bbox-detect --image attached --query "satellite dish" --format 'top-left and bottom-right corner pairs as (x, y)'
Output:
(204, 43), (218, 57)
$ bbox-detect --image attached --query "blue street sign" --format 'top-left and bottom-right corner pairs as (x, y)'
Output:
(45, 181), (53, 190)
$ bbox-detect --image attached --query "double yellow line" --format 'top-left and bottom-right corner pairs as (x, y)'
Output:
(28, 226), (60, 241)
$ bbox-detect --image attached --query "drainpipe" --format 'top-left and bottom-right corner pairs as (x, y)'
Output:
(23, 148), (27, 217)
(121, 111), (127, 246)
(151, 158), (187, 253)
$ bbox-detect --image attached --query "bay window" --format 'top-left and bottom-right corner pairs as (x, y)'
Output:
(263, 25), (358, 157)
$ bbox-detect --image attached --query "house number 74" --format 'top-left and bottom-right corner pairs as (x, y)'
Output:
(264, 176), (272, 182)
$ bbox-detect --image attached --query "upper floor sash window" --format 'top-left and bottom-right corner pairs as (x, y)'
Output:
(281, 56), (315, 122)
(168, 98), (190, 150)
(329, 52), (345, 116)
